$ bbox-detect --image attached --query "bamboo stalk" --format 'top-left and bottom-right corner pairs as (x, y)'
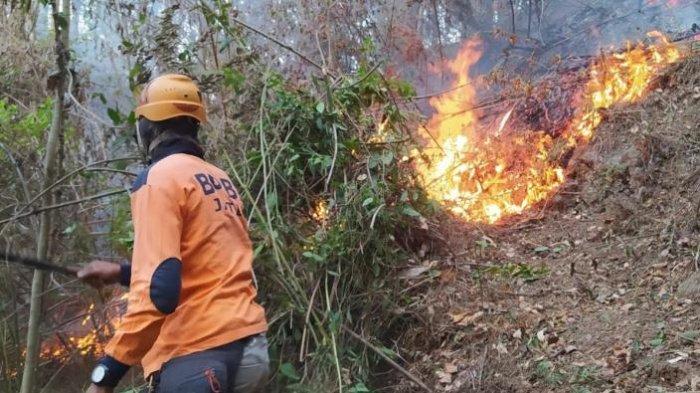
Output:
(19, 2), (69, 392)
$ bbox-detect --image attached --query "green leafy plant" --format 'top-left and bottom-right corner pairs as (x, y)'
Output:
(650, 330), (666, 348)
(571, 365), (600, 385)
(109, 194), (135, 255)
(534, 360), (565, 386)
(0, 97), (53, 149)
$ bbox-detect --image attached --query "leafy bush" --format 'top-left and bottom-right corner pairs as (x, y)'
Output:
(216, 66), (436, 389)
(0, 97), (53, 148)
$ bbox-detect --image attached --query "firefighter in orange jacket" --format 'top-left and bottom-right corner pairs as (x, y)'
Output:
(79, 74), (269, 393)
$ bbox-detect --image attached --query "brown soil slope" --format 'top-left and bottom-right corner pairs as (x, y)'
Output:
(395, 56), (700, 393)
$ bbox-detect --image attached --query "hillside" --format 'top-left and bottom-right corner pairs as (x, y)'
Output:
(395, 56), (700, 392)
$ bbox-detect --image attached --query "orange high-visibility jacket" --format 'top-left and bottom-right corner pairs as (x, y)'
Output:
(100, 141), (267, 381)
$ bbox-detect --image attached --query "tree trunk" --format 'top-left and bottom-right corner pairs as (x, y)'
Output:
(19, 1), (69, 392)
(527, 0), (532, 38)
(449, 0), (482, 34)
(509, 0), (516, 34)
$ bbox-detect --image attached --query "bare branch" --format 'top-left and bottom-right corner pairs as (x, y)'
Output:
(230, 17), (327, 74)
(342, 325), (434, 393)
(0, 189), (128, 226)
(85, 167), (138, 177)
(9, 156), (137, 221)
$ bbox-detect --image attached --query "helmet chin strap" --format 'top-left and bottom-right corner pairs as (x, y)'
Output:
(135, 121), (150, 163)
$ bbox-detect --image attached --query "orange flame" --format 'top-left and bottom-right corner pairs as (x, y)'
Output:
(415, 33), (681, 223)
(39, 299), (125, 364)
(311, 199), (329, 223)
(563, 31), (680, 147)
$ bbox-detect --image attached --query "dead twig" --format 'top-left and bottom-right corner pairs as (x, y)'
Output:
(8, 155), (136, 221)
(85, 167), (137, 177)
(508, 0), (516, 34)
(430, 0), (445, 68)
(66, 70), (119, 128)
(0, 141), (37, 234)
(300, 279), (321, 362)
(231, 17), (328, 75)
(0, 188), (128, 226)
(343, 61), (383, 90)
(342, 325), (434, 393)
(407, 81), (476, 101)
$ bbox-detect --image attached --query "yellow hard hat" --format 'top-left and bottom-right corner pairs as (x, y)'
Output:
(135, 74), (207, 123)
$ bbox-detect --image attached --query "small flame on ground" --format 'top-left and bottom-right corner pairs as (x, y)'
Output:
(311, 200), (329, 223)
(415, 33), (681, 223)
(39, 300), (124, 364)
(369, 117), (391, 143)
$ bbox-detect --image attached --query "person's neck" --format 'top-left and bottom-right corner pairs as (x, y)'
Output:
(149, 135), (204, 164)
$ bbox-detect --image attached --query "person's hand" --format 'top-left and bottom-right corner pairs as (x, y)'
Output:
(86, 384), (113, 393)
(77, 260), (121, 288)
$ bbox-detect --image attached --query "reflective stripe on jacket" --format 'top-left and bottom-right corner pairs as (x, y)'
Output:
(105, 139), (267, 377)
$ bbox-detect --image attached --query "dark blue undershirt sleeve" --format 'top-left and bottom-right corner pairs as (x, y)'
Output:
(119, 263), (131, 287)
(95, 355), (130, 387)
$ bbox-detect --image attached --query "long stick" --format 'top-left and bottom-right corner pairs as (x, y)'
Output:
(342, 325), (434, 392)
(0, 252), (77, 276)
(231, 17), (326, 72)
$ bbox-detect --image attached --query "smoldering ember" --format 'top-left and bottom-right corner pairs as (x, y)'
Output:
(0, 1), (699, 392)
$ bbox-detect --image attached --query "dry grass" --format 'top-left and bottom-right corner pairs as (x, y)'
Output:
(0, 13), (53, 106)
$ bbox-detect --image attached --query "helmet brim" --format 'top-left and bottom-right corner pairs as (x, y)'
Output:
(135, 100), (207, 123)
